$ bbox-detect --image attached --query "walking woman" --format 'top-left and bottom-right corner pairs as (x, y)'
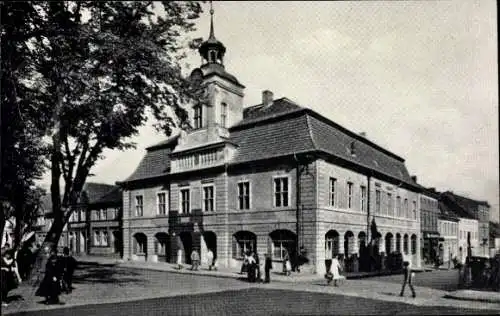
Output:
(36, 248), (63, 304)
(1, 249), (22, 307)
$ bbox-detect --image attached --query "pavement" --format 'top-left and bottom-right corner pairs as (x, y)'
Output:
(3, 256), (499, 315)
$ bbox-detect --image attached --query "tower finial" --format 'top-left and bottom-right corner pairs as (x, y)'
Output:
(209, 1), (215, 39)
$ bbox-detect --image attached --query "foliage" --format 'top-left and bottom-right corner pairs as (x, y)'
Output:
(1, 1), (204, 247)
(1, 1), (49, 246)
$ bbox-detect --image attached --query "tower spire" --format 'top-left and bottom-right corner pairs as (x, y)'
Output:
(209, 1), (215, 39)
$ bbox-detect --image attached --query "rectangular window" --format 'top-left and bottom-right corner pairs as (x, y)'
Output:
(157, 192), (167, 215)
(100, 209), (107, 221)
(238, 181), (250, 210)
(396, 196), (401, 217)
(79, 209), (86, 222)
(94, 231), (101, 246)
(194, 105), (203, 129)
(387, 193), (393, 216)
(203, 185), (215, 212)
(101, 231), (109, 246)
(180, 189), (190, 214)
(375, 190), (381, 214)
(221, 103), (227, 128)
(274, 177), (289, 207)
(347, 182), (353, 209)
(360, 186), (366, 212)
(404, 198), (409, 218)
(135, 195), (144, 217)
(412, 201), (417, 220)
(329, 178), (336, 207)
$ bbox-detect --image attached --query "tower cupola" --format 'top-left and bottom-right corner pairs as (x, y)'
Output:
(198, 1), (226, 65)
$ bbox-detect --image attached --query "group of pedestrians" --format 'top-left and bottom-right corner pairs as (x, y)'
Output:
(240, 251), (273, 283)
(176, 248), (217, 271)
(35, 247), (77, 305)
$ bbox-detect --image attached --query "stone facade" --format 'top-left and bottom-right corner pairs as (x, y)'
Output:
(119, 8), (423, 274)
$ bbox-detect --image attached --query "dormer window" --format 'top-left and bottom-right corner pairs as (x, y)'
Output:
(350, 141), (356, 156)
(194, 105), (203, 129)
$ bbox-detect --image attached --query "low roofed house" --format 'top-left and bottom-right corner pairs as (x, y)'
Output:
(66, 182), (121, 257)
(441, 191), (490, 258)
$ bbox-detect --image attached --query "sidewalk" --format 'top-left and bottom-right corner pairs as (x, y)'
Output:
(445, 290), (500, 304)
(79, 256), (500, 305)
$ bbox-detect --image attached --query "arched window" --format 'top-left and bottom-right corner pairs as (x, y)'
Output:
(411, 234), (417, 255)
(133, 233), (147, 255)
(403, 234), (409, 254)
(344, 231), (355, 255)
(232, 231), (256, 259)
(325, 230), (339, 259)
(385, 233), (394, 254)
(193, 105), (203, 129)
(396, 233), (401, 253)
(270, 230), (296, 261)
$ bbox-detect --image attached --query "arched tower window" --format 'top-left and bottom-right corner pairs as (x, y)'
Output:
(193, 105), (203, 129)
(221, 102), (228, 128)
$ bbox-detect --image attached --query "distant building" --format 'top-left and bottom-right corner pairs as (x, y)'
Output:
(437, 200), (459, 265)
(489, 221), (500, 256)
(118, 8), (422, 274)
(36, 183), (122, 257)
(441, 192), (490, 258)
(67, 183), (121, 257)
(419, 186), (441, 265)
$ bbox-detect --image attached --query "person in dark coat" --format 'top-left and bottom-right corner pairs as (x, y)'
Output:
(61, 247), (77, 294)
(254, 252), (261, 282)
(2, 249), (22, 307)
(247, 252), (256, 282)
(264, 253), (273, 283)
(399, 261), (416, 298)
(36, 248), (63, 304)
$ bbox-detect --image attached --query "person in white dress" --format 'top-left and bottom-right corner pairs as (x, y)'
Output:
(176, 249), (183, 269)
(206, 249), (214, 271)
(326, 254), (344, 286)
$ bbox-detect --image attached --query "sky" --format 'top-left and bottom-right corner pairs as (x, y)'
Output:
(39, 1), (499, 221)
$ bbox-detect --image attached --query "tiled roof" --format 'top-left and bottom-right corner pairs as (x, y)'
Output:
(230, 112), (317, 163)
(231, 103), (413, 185)
(93, 186), (122, 205)
(82, 183), (117, 204)
(123, 97), (417, 186)
(440, 192), (477, 220)
(438, 200), (459, 221)
(239, 98), (304, 125)
(306, 114), (412, 183)
(122, 146), (173, 182)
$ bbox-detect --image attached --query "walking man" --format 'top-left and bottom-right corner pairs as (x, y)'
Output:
(399, 261), (416, 298)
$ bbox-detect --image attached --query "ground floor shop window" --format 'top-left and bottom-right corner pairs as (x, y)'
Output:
(269, 229), (296, 261)
(232, 231), (256, 259)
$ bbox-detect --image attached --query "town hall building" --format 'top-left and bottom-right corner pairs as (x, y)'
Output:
(118, 8), (422, 274)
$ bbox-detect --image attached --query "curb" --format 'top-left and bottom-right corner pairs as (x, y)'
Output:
(443, 294), (500, 304)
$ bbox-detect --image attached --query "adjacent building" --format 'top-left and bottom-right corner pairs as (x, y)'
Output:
(419, 187), (440, 265)
(437, 200), (459, 265)
(119, 9), (422, 274)
(441, 191), (490, 258)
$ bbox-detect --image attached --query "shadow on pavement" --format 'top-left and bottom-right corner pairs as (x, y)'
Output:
(73, 264), (146, 286)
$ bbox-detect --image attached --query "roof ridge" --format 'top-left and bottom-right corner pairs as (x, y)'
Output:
(305, 114), (318, 150)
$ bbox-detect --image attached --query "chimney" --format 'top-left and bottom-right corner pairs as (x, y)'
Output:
(411, 175), (417, 183)
(262, 90), (273, 106)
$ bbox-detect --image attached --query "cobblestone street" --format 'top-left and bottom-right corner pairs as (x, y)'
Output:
(3, 261), (500, 315)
